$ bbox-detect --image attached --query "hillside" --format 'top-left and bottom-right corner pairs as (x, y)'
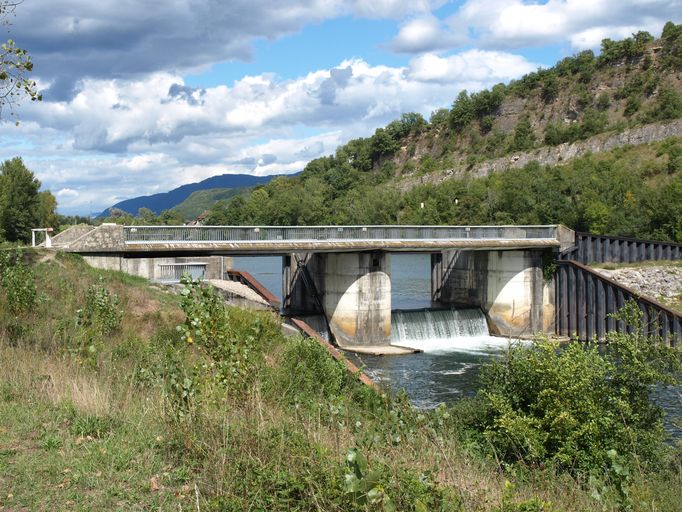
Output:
(171, 187), (247, 220)
(99, 173), (284, 217)
(206, 23), (682, 242)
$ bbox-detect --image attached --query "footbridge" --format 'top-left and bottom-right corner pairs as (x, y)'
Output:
(47, 223), (578, 350)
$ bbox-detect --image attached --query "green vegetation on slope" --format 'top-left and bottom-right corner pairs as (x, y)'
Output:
(1, 250), (681, 510)
(208, 136), (682, 242)
(171, 187), (249, 221)
(206, 24), (682, 240)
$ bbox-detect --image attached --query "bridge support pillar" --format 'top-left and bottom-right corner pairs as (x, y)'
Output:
(432, 250), (554, 337)
(283, 252), (392, 349)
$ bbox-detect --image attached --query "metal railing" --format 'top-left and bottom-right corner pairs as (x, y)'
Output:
(555, 260), (680, 345)
(124, 225), (560, 244)
(156, 263), (207, 282)
(560, 232), (682, 265)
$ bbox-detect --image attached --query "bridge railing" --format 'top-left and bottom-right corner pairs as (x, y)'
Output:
(123, 225), (560, 243)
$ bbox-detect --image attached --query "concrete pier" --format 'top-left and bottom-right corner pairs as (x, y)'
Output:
(284, 252), (391, 348)
(432, 249), (553, 337)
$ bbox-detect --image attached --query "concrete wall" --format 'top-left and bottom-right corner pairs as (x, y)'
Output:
(433, 249), (554, 337)
(70, 224), (125, 252)
(82, 254), (229, 281)
(284, 252), (392, 348)
(282, 253), (323, 315)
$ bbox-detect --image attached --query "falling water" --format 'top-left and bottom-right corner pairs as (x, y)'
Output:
(390, 308), (515, 354)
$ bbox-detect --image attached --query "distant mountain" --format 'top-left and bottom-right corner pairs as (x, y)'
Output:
(99, 173), (285, 217)
(172, 187), (248, 220)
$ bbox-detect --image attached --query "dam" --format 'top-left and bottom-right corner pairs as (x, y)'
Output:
(42, 223), (681, 348)
(45, 223), (573, 350)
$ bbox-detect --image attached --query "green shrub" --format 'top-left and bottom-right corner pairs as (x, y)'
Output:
(645, 86), (682, 122)
(469, 302), (681, 475)
(509, 117), (536, 152)
(274, 336), (346, 405)
(0, 250), (36, 315)
(177, 276), (269, 396)
(624, 95), (641, 117)
(76, 276), (122, 335)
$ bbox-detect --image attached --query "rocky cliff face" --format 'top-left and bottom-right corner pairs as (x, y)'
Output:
(397, 119), (682, 191)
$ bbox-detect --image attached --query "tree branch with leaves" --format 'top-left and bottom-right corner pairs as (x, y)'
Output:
(0, 1), (40, 121)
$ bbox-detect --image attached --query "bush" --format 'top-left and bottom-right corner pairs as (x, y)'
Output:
(0, 250), (36, 315)
(177, 276), (268, 396)
(509, 117), (536, 152)
(469, 302), (682, 475)
(76, 276), (121, 335)
(645, 86), (682, 122)
(275, 337), (346, 405)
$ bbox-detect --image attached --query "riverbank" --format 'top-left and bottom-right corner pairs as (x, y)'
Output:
(592, 260), (682, 313)
(1, 249), (681, 511)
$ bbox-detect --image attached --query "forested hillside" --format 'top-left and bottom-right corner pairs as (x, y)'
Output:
(207, 22), (682, 242)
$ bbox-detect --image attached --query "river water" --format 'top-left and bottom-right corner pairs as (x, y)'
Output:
(230, 253), (681, 440)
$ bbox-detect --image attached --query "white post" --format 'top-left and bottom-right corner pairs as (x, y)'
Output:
(32, 230), (36, 247)
(45, 231), (52, 248)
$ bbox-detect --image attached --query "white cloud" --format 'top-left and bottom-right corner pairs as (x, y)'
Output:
(56, 188), (79, 198)
(1, 50), (534, 214)
(391, 15), (466, 53)
(454, 0), (680, 50)
(407, 50), (537, 84)
(569, 24), (649, 49)
(388, 0), (681, 53)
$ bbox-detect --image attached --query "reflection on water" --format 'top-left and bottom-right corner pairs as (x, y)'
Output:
(230, 254), (681, 440)
(349, 348), (505, 409)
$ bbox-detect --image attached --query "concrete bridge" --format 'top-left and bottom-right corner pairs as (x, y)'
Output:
(47, 223), (575, 350)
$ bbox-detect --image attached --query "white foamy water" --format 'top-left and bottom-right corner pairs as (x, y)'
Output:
(390, 308), (517, 354)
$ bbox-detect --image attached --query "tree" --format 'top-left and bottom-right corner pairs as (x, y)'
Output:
(0, 2), (41, 119)
(0, 157), (40, 242)
(36, 190), (57, 228)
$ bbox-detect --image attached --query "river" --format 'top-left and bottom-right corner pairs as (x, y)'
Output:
(230, 253), (681, 440)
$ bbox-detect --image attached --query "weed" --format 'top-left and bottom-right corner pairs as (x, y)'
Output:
(40, 433), (63, 451)
(69, 413), (116, 439)
(0, 249), (37, 315)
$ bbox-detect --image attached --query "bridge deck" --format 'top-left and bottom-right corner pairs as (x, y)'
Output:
(120, 225), (568, 254)
(53, 224), (575, 254)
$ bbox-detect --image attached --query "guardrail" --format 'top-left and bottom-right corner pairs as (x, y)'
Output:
(124, 225), (560, 243)
(560, 233), (682, 264)
(555, 260), (680, 345)
(156, 263), (207, 282)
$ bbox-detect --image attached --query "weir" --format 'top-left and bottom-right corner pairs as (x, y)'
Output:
(391, 308), (489, 344)
(44, 223), (577, 351)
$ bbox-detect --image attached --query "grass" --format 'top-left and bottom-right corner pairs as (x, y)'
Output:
(1, 250), (681, 510)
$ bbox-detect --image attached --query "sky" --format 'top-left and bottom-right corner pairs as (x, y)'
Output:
(0, 0), (680, 215)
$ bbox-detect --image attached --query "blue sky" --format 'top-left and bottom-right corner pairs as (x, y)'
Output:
(0, 0), (679, 215)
